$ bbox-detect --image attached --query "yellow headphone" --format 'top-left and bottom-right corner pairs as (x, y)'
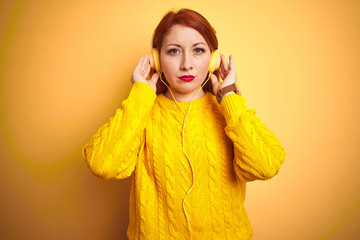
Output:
(149, 48), (221, 74)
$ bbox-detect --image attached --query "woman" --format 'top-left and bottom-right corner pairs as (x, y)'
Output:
(82, 8), (286, 240)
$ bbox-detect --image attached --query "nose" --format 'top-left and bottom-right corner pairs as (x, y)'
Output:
(180, 52), (193, 71)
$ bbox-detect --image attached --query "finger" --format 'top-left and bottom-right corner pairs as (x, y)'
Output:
(140, 55), (149, 72)
(218, 57), (224, 79)
(210, 73), (219, 86)
(219, 66), (226, 80)
(150, 72), (159, 84)
(136, 56), (145, 71)
(219, 55), (225, 74)
(144, 54), (150, 66)
(219, 67), (224, 80)
(144, 61), (151, 78)
(229, 55), (235, 70)
(210, 73), (222, 94)
(220, 54), (229, 73)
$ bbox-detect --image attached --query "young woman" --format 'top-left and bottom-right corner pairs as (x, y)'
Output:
(83, 8), (286, 240)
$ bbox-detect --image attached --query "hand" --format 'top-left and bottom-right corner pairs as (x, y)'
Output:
(131, 54), (159, 92)
(210, 54), (241, 95)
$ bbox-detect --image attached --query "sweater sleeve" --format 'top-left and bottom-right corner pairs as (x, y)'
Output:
(82, 82), (156, 180)
(219, 93), (286, 182)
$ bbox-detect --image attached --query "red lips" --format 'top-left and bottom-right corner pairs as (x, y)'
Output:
(179, 75), (195, 81)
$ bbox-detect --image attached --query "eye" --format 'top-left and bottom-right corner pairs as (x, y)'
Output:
(194, 48), (206, 54)
(167, 48), (180, 55)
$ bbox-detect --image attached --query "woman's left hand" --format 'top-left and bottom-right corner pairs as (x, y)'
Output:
(210, 54), (241, 95)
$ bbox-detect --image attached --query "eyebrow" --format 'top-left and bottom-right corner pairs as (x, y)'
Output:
(166, 42), (207, 47)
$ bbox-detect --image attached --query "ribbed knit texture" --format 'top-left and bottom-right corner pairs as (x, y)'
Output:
(82, 82), (286, 240)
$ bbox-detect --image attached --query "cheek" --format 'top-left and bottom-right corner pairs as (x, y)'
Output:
(161, 63), (175, 81)
(197, 60), (211, 77)
(160, 56), (175, 74)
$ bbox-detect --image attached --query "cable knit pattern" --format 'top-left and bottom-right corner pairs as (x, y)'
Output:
(161, 109), (178, 239)
(83, 82), (286, 239)
(202, 107), (220, 238)
(150, 105), (166, 240)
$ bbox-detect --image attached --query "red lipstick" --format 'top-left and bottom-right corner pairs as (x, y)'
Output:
(179, 75), (195, 82)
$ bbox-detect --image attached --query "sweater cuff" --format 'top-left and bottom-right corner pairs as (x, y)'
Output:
(220, 93), (247, 122)
(127, 82), (157, 108)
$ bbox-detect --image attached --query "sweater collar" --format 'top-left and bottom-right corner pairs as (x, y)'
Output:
(156, 91), (215, 111)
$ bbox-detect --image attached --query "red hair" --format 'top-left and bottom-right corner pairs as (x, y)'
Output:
(152, 8), (219, 94)
(152, 8), (218, 51)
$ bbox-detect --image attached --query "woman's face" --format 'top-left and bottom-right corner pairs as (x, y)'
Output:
(160, 24), (212, 101)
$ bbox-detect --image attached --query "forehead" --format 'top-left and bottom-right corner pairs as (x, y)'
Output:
(162, 24), (208, 46)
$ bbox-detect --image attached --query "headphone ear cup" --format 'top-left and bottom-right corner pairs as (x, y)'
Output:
(150, 48), (161, 72)
(209, 50), (221, 74)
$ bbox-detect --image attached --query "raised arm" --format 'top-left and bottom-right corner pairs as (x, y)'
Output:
(220, 94), (286, 182)
(82, 55), (159, 180)
(82, 82), (156, 179)
(211, 54), (285, 182)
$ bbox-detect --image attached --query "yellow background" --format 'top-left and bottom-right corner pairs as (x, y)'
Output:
(1, 0), (359, 239)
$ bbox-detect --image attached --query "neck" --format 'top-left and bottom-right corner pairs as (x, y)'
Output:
(164, 88), (206, 102)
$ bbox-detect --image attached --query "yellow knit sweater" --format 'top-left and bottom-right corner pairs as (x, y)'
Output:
(82, 82), (286, 240)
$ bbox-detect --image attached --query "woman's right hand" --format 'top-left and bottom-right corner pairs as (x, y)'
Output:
(131, 54), (159, 93)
